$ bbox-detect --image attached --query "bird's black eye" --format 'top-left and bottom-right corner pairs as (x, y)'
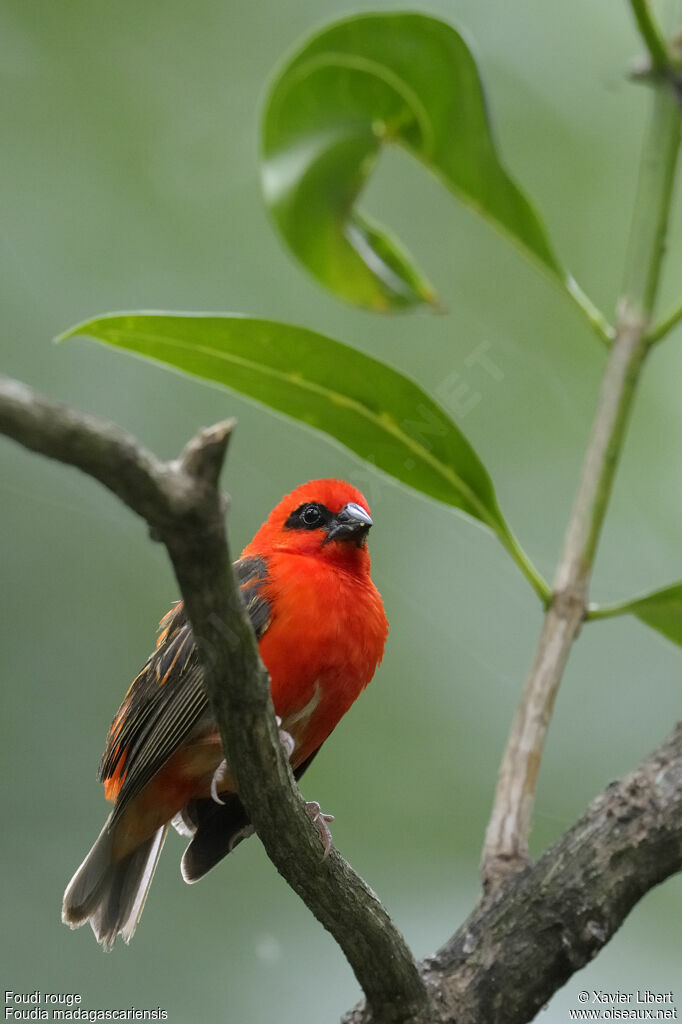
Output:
(284, 502), (331, 532)
(301, 504), (322, 526)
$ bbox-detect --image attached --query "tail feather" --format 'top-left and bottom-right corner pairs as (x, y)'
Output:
(62, 818), (167, 950)
(180, 794), (254, 883)
(62, 815), (116, 925)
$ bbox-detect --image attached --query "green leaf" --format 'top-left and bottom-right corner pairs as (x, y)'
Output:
(59, 312), (499, 521)
(261, 12), (563, 312)
(58, 312), (549, 600)
(591, 583), (682, 648)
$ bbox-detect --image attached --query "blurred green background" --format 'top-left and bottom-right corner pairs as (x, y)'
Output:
(1, 1), (681, 1022)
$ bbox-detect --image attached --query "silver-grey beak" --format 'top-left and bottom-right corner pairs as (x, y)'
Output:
(326, 502), (373, 544)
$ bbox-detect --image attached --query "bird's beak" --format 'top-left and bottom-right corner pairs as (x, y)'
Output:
(326, 502), (373, 545)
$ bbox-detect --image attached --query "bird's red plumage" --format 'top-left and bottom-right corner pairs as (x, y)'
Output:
(63, 478), (388, 947)
(243, 478), (386, 766)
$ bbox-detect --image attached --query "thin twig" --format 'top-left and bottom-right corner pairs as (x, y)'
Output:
(647, 295), (682, 343)
(629, 0), (672, 74)
(0, 374), (430, 1024)
(480, 51), (682, 890)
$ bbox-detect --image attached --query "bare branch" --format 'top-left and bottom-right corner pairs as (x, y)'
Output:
(0, 376), (178, 522)
(0, 374), (429, 1024)
(481, 307), (648, 885)
(344, 722), (682, 1024)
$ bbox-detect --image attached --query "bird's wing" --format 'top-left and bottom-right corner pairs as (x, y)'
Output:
(100, 555), (271, 822)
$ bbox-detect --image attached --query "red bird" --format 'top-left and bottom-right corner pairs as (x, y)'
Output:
(62, 479), (388, 949)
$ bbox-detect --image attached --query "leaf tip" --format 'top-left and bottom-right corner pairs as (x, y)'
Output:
(426, 290), (448, 315)
(54, 316), (98, 345)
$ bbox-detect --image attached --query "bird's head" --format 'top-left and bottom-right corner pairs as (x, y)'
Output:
(246, 479), (375, 569)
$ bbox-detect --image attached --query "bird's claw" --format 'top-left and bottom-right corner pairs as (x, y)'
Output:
(305, 800), (335, 858)
(276, 715), (295, 759)
(211, 718), (293, 807)
(210, 759), (229, 805)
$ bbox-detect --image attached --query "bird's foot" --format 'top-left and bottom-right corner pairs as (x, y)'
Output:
(210, 759), (229, 805)
(276, 716), (295, 759)
(305, 801), (335, 858)
(212, 719), (294, 805)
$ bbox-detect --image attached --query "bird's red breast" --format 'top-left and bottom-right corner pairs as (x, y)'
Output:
(243, 479), (387, 766)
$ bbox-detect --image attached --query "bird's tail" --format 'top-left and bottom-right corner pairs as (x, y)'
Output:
(62, 815), (168, 950)
(178, 793), (255, 883)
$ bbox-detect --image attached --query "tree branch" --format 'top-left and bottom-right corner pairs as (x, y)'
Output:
(0, 374), (429, 1024)
(480, 35), (682, 890)
(344, 722), (682, 1024)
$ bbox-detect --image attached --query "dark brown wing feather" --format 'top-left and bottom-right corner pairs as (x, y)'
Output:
(100, 555), (270, 822)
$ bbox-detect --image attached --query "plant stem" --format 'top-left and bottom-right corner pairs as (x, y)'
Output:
(480, 61), (682, 889)
(647, 297), (682, 342)
(622, 82), (682, 317)
(566, 276), (615, 347)
(629, 0), (672, 73)
(497, 527), (552, 605)
(586, 599), (638, 621)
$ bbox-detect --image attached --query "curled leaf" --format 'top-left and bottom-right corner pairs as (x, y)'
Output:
(261, 12), (563, 311)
